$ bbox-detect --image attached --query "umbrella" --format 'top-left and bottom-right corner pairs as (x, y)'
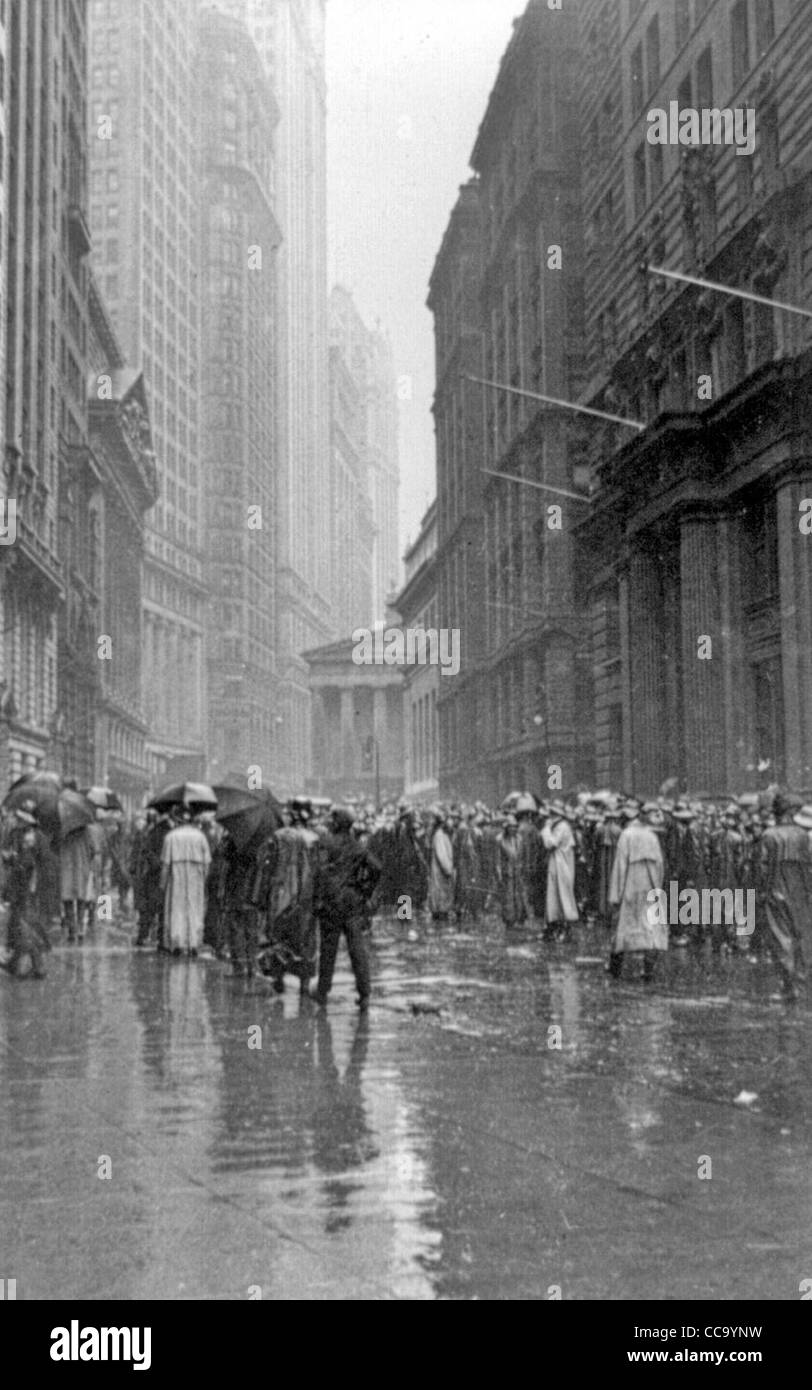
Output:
(83, 786), (123, 811)
(213, 784), (281, 851)
(3, 778), (94, 841)
(148, 781), (218, 813)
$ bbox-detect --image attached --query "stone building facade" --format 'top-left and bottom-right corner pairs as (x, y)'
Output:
(87, 278), (158, 810)
(429, 1), (588, 802)
(1, 0), (91, 785)
(577, 0), (812, 795)
(393, 502), (440, 804)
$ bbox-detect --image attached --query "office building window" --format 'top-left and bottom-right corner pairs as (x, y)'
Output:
(630, 41), (644, 113)
(675, 0), (692, 50)
(696, 45), (713, 107)
(633, 143), (647, 220)
(755, 0), (775, 55)
(646, 15), (660, 94)
(731, 0), (750, 86)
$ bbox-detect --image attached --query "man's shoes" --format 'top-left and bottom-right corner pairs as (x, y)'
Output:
(30, 970), (47, 980)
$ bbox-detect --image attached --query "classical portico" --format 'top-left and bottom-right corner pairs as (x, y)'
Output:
(303, 638), (405, 803)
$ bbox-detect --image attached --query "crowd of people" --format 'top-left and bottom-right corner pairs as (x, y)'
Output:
(2, 782), (811, 1006)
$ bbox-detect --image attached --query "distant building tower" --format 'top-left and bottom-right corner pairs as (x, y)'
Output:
(328, 286), (375, 640)
(224, 0), (331, 793)
(197, 6), (282, 786)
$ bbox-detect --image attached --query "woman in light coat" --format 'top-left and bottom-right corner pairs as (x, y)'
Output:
(607, 800), (666, 981)
(540, 801), (579, 942)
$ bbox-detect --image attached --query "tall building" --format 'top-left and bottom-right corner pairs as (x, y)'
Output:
(86, 277), (158, 810)
(364, 325), (400, 620)
(429, 1), (588, 801)
(197, 5), (282, 786)
(328, 285), (375, 639)
(88, 0), (206, 785)
(394, 501), (439, 803)
(232, 0), (331, 793)
(428, 179), (487, 801)
(1, 0), (91, 785)
(577, 0), (812, 794)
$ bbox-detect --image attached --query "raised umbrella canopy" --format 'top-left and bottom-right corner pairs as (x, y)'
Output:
(2, 777), (95, 842)
(148, 781), (218, 814)
(83, 786), (123, 812)
(213, 784), (282, 851)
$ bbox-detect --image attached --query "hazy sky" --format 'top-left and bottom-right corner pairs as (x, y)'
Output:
(326, 0), (522, 555)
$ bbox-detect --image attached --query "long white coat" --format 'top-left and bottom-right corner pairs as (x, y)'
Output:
(540, 818), (579, 923)
(608, 820), (666, 952)
(161, 824), (211, 952)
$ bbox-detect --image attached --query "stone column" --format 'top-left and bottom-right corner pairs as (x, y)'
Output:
(680, 511), (726, 791)
(373, 686), (387, 779)
(340, 685), (355, 782)
(617, 564), (633, 789)
(776, 473), (812, 788)
(716, 513), (748, 789)
(626, 544), (666, 794)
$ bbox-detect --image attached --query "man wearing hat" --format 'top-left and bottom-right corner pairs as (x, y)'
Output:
(312, 807), (381, 1009)
(759, 792), (812, 1001)
(607, 799), (666, 981)
(590, 802), (621, 930)
(1, 803), (51, 979)
(540, 801), (579, 943)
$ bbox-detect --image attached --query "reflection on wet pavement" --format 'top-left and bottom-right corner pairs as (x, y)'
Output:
(0, 917), (808, 1299)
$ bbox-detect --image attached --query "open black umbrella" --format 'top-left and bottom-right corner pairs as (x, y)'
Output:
(3, 777), (95, 841)
(213, 785), (281, 851)
(148, 781), (218, 814)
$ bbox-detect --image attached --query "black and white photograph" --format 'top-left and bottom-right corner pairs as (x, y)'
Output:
(0, 0), (810, 1325)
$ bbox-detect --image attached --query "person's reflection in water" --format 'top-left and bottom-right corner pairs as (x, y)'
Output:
(311, 1012), (378, 1233)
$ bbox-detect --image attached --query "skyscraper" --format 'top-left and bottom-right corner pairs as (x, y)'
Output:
(88, 0), (206, 784)
(223, 0), (330, 793)
(364, 323), (400, 620)
(328, 285), (375, 640)
(2, 0), (91, 784)
(197, 5), (282, 783)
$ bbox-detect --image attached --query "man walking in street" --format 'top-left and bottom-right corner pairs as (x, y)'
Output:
(312, 806), (381, 1010)
(1, 802), (51, 979)
(759, 792), (812, 1002)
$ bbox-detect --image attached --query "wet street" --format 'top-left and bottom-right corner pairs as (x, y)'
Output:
(1, 915), (809, 1301)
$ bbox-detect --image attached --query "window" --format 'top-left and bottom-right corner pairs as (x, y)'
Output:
(650, 142), (664, 196)
(646, 15), (660, 94)
(731, 0), (749, 86)
(696, 45), (713, 108)
(755, 0), (775, 54)
(633, 143), (647, 220)
(674, 0), (692, 50)
(630, 42), (644, 112)
(760, 103), (780, 189)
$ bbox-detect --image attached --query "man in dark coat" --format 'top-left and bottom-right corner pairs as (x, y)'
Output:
(312, 807), (381, 1010)
(1, 804), (51, 979)
(133, 810), (171, 947)
(759, 792), (812, 1001)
